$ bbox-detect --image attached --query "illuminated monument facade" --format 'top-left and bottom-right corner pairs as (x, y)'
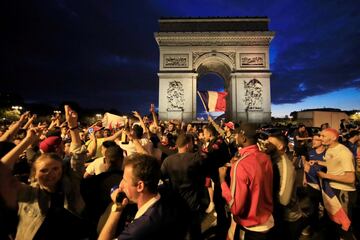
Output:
(155, 17), (275, 123)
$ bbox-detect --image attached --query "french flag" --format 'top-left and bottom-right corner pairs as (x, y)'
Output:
(310, 164), (351, 231)
(197, 91), (228, 112)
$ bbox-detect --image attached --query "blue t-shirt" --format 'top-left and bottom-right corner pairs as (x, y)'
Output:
(306, 149), (326, 184)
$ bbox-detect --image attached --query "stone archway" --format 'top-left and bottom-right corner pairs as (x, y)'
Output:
(195, 55), (233, 119)
(155, 17), (275, 123)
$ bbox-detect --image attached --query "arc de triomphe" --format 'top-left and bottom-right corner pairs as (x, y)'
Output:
(155, 17), (275, 123)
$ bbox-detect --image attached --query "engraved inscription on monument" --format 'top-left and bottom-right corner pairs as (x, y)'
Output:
(163, 54), (189, 68)
(244, 79), (263, 111)
(240, 53), (265, 68)
(167, 81), (185, 111)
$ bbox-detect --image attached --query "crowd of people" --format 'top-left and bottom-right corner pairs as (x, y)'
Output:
(0, 104), (359, 240)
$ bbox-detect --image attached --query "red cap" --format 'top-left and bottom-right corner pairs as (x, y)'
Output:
(224, 121), (235, 130)
(39, 136), (62, 153)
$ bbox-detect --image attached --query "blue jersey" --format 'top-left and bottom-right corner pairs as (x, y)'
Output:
(308, 149), (326, 161)
(306, 148), (326, 185)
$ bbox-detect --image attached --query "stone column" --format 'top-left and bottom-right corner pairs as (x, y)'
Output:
(229, 74), (238, 121)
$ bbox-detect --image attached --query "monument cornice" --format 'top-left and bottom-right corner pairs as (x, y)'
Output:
(158, 72), (198, 77)
(231, 72), (272, 78)
(155, 31), (275, 46)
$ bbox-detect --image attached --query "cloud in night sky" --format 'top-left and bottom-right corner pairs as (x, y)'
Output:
(2, 0), (360, 116)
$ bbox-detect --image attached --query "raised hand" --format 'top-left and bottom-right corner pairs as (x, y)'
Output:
(29, 114), (37, 122)
(150, 103), (155, 113)
(25, 127), (40, 143)
(132, 111), (141, 119)
(65, 105), (78, 128)
(19, 111), (30, 124)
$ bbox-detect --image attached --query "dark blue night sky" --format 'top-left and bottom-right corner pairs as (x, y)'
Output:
(3, 0), (360, 116)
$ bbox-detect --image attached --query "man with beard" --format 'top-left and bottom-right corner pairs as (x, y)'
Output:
(0, 162), (20, 239)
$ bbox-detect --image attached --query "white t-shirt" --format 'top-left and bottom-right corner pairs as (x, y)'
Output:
(325, 143), (355, 191)
(117, 138), (152, 157)
(85, 157), (107, 175)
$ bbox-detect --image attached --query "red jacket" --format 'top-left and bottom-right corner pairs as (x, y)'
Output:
(221, 145), (273, 227)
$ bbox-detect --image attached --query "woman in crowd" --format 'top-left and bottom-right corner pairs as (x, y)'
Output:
(1, 106), (92, 239)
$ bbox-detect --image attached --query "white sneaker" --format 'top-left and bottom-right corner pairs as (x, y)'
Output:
(205, 202), (215, 213)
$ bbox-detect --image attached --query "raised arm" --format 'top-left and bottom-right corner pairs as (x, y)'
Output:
(47, 113), (61, 130)
(64, 105), (88, 179)
(150, 103), (159, 128)
(133, 111), (149, 137)
(22, 114), (37, 130)
(65, 105), (81, 150)
(125, 129), (149, 155)
(1, 128), (38, 169)
(208, 115), (225, 136)
(86, 131), (97, 159)
(103, 128), (123, 142)
(0, 111), (30, 142)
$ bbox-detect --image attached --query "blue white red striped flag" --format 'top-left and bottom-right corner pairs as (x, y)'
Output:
(197, 91), (228, 112)
(311, 164), (351, 231)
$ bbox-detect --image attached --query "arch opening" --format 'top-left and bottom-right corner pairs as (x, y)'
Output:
(196, 60), (232, 120)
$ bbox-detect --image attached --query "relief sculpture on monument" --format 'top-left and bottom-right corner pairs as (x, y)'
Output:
(244, 79), (263, 111)
(166, 81), (185, 111)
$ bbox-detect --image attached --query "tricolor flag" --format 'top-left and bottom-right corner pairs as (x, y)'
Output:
(197, 91), (228, 112)
(310, 164), (351, 231)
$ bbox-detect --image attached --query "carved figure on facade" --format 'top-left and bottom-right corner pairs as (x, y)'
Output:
(244, 79), (263, 111)
(163, 54), (188, 68)
(240, 53), (265, 67)
(167, 81), (185, 111)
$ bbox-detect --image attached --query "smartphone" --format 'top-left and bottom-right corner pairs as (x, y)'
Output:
(116, 192), (127, 204)
(88, 127), (94, 134)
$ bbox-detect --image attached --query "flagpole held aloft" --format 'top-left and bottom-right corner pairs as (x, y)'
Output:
(197, 91), (210, 117)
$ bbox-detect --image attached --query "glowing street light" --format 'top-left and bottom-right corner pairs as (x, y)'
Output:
(96, 114), (102, 118)
(53, 110), (61, 114)
(12, 106), (23, 111)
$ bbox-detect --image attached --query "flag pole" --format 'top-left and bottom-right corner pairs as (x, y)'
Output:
(197, 91), (210, 117)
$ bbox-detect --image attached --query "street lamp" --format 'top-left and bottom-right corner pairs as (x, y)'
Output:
(12, 106), (23, 111)
(53, 110), (61, 114)
(96, 114), (102, 119)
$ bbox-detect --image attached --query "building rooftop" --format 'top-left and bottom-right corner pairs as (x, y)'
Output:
(158, 17), (270, 32)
